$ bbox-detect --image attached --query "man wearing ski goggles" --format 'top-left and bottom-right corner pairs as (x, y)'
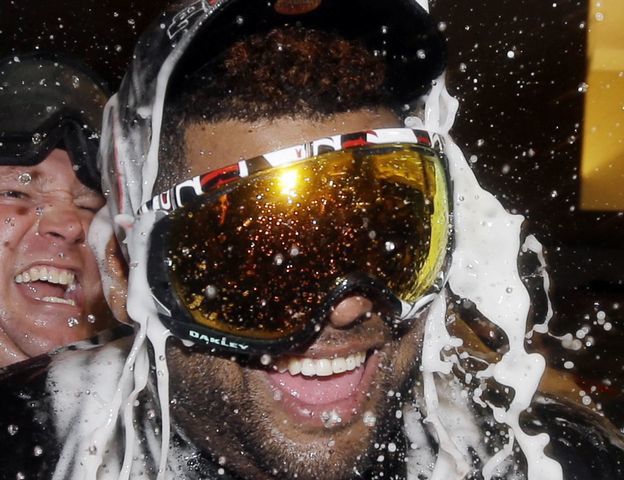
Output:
(0, 2), (622, 479)
(0, 53), (113, 366)
(92, 1), (455, 476)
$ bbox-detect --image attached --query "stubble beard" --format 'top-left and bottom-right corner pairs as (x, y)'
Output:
(168, 336), (422, 480)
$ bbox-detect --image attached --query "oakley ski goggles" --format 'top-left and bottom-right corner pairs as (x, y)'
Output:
(143, 128), (452, 355)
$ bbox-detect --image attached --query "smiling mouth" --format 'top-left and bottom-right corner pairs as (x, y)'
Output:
(14, 265), (78, 306)
(275, 351), (368, 377)
(265, 349), (379, 422)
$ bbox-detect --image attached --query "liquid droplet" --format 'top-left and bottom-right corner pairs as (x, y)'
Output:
(17, 173), (31, 184)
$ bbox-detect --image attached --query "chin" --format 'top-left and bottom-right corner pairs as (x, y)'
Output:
(167, 333), (421, 480)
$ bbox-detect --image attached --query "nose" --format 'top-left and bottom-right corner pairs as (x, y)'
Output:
(36, 204), (86, 245)
(328, 295), (374, 329)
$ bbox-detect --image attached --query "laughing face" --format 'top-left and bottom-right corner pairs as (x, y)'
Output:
(0, 148), (111, 366)
(166, 110), (428, 479)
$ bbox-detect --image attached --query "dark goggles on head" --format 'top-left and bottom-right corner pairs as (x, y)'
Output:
(143, 128), (452, 356)
(0, 53), (108, 191)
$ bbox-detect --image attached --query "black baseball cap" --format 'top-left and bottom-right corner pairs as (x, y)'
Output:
(0, 52), (109, 191)
(166, 0), (447, 104)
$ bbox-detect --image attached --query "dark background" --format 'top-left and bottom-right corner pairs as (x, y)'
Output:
(1, 0), (622, 427)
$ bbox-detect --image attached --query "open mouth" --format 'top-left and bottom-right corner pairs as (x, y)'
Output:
(265, 349), (379, 426)
(14, 265), (79, 307)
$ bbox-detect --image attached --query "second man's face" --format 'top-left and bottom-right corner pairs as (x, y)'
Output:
(0, 149), (111, 365)
(166, 109), (429, 480)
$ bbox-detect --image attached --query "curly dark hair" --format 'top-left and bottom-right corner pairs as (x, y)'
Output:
(158, 26), (395, 190)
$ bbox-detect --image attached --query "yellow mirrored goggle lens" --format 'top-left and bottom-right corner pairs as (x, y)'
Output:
(165, 144), (450, 340)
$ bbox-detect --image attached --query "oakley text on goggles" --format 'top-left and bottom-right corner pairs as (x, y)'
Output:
(142, 128), (453, 355)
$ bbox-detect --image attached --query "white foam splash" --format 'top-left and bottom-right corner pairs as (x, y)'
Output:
(413, 76), (563, 479)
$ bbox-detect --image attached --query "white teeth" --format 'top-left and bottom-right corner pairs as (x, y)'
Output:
(48, 268), (59, 283)
(14, 266), (76, 286)
(316, 359), (333, 377)
(41, 296), (76, 306)
(278, 352), (367, 378)
(288, 360), (302, 376)
(331, 357), (348, 374)
(301, 359), (316, 376)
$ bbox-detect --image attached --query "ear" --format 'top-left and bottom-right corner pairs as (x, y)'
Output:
(102, 234), (131, 324)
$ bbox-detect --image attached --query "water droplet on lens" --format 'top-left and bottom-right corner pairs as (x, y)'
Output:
(205, 285), (218, 299)
(87, 314), (96, 324)
(260, 354), (272, 366)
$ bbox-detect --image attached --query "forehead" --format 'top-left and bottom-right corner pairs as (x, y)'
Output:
(183, 109), (402, 176)
(0, 149), (95, 195)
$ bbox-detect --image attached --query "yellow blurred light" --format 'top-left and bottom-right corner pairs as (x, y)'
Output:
(278, 169), (300, 197)
(580, 0), (624, 211)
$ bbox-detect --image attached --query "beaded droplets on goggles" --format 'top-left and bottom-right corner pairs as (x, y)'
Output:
(141, 128), (452, 355)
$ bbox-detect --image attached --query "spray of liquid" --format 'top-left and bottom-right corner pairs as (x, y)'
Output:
(49, 18), (563, 480)
(408, 78), (563, 479)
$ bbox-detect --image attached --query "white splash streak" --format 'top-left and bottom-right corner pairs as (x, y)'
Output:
(522, 234), (554, 336)
(416, 75), (563, 479)
(420, 292), (471, 479)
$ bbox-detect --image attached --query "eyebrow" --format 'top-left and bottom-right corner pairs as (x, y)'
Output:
(0, 168), (101, 197)
(0, 168), (40, 184)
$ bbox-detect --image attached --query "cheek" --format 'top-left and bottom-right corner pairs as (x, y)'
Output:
(81, 245), (101, 278)
(391, 325), (424, 375)
(169, 344), (243, 392)
(0, 210), (35, 247)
